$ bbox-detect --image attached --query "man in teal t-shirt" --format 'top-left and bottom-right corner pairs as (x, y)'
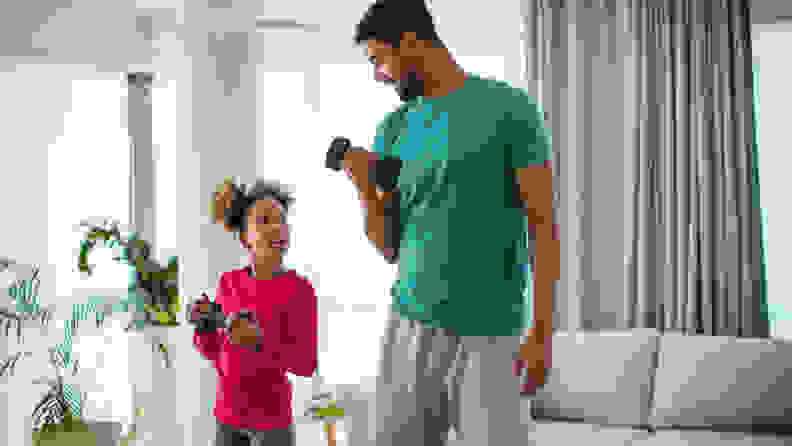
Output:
(371, 72), (550, 337)
(343, 2), (559, 445)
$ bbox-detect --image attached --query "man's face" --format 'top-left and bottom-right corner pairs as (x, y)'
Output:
(366, 36), (426, 103)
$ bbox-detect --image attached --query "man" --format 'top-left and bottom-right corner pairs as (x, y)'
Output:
(343, 1), (559, 444)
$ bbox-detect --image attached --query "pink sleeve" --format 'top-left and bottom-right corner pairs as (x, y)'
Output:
(193, 328), (223, 366)
(191, 274), (230, 369)
(280, 279), (318, 377)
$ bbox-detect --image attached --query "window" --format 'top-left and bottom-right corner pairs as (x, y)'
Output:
(48, 76), (131, 305)
(313, 64), (401, 386)
(753, 25), (792, 340)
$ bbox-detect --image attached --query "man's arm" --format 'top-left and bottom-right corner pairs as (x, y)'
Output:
(358, 184), (400, 264)
(516, 165), (559, 340)
(345, 149), (401, 263)
(357, 106), (410, 263)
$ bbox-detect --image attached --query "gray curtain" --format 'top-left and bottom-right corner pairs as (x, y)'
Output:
(521, 0), (768, 337)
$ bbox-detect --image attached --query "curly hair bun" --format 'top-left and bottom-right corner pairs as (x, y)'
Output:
(212, 180), (237, 232)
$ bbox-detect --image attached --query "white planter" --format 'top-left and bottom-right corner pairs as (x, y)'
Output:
(71, 316), (136, 430)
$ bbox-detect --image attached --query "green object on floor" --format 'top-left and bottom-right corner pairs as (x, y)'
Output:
(33, 430), (98, 446)
(32, 411), (137, 446)
(31, 412), (96, 446)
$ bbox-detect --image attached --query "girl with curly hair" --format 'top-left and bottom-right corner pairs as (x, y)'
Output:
(192, 178), (317, 446)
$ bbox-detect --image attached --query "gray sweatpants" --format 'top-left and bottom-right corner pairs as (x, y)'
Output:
(365, 311), (529, 446)
(215, 421), (294, 446)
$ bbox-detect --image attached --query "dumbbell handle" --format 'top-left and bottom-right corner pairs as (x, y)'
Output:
(340, 146), (368, 171)
(326, 137), (367, 171)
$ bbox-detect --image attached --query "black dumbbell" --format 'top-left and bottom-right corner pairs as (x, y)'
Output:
(325, 137), (402, 193)
(188, 295), (260, 333)
(187, 294), (227, 333)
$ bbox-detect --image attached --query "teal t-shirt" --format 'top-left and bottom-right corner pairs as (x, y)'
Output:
(372, 73), (552, 336)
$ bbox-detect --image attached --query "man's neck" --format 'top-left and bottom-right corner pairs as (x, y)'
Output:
(421, 51), (467, 98)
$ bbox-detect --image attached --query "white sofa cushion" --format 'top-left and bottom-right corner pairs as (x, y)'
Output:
(531, 329), (660, 427)
(631, 430), (792, 445)
(650, 333), (792, 434)
(525, 420), (653, 446)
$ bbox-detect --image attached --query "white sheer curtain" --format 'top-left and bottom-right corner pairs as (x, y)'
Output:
(47, 76), (130, 309)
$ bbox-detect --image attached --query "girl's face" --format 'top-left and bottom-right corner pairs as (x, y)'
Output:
(241, 199), (289, 261)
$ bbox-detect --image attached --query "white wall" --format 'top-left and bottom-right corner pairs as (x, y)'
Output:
(752, 22), (792, 341)
(0, 65), (71, 307)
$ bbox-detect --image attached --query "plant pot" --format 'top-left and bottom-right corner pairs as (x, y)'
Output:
(32, 420), (123, 446)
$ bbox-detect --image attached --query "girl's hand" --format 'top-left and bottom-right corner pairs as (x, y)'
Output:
(188, 293), (211, 324)
(225, 310), (261, 349)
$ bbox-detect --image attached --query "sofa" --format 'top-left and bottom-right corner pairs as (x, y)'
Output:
(340, 329), (792, 445)
(526, 329), (792, 445)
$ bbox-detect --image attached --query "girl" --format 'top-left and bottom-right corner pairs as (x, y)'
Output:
(191, 179), (317, 446)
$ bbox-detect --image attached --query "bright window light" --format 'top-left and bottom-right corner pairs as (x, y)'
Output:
(48, 77), (130, 304)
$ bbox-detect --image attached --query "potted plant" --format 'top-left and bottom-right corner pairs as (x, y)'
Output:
(75, 217), (180, 329)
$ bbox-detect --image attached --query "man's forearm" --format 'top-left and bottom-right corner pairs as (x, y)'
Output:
(358, 184), (397, 260)
(533, 223), (559, 339)
(533, 277), (554, 339)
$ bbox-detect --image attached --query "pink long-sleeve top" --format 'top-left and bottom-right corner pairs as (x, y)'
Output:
(193, 267), (318, 431)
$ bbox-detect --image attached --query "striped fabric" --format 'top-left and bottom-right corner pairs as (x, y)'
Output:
(9, 277), (82, 417)
(9, 266), (41, 314)
(31, 392), (69, 431)
(7, 258), (147, 418)
(58, 296), (146, 416)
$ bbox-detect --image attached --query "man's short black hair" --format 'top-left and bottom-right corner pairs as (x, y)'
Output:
(354, 0), (442, 48)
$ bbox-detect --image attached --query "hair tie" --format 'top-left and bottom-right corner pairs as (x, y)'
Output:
(212, 179), (242, 232)
(225, 185), (251, 232)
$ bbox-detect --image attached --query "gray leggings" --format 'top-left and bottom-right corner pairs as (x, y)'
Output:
(215, 421), (295, 446)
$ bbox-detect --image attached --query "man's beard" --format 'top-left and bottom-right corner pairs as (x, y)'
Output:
(394, 71), (425, 103)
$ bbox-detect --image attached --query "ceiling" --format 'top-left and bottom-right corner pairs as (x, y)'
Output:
(1, 0), (789, 70)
